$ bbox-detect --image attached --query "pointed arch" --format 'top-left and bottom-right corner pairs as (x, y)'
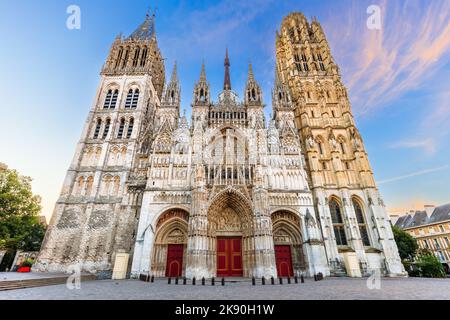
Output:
(351, 196), (371, 247)
(152, 209), (189, 277)
(329, 196), (347, 246)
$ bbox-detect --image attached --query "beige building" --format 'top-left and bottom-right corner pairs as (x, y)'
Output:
(396, 204), (450, 273)
(34, 12), (405, 279)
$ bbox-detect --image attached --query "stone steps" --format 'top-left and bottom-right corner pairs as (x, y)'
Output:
(0, 274), (97, 291)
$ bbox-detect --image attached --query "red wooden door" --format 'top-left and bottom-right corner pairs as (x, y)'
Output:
(217, 237), (243, 277)
(166, 244), (184, 277)
(275, 245), (293, 277)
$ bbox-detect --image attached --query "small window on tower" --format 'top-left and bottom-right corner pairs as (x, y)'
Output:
(115, 48), (123, 69)
(103, 90), (112, 109)
(318, 54), (326, 71)
(294, 54), (302, 72)
(132, 47), (140, 67)
(301, 53), (309, 71)
(140, 47), (148, 67)
(93, 119), (102, 139)
(125, 89), (133, 108)
(102, 119), (111, 140)
(117, 118), (125, 139)
(127, 118), (134, 138)
(131, 89), (139, 108)
(110, 90), (119, 109)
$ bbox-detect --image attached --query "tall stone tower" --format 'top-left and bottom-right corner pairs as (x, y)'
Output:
(275, 13), (405, 276)
(34, 13), (165, 274)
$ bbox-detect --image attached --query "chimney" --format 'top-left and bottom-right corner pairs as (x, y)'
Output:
(424, 205), (435, 218)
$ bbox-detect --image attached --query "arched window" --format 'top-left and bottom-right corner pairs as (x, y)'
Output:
(131, 89), (139, 108)
(103, 90), (112, 109)
(122, 48), (129, 69)
(340, 142), (346, 154)
(102, 175), (112, 196)
(113, 176), (121, 195)
(353, 199), (370, 246)
(117, 118), (125, 138)
(317, 141), (324, 155)
(132, 47), (140, 67)
(318, 53), (326, 71)
(75, 176), (85, 196)
(125, 89), (139, 108)
(85, 176), (94, 197)
(115, 47), (123, 68)
(93, 119), (102, 139)
(329, 198), (347, 246)
(127, 118), (134, 138)
(110, 90), (119, 109)
(140, 47), (148, 67)
(120, 146), (127, 165)
(301, 52), (309, 71)
(102, 119), (111, 139)
(294, 53), (302, 72)
(125, 89), (133, 108)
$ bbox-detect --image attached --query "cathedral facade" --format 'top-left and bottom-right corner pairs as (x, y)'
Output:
(34, 12), (406, 278)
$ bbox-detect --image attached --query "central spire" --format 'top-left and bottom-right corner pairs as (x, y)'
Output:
(224, 48), (231, 90)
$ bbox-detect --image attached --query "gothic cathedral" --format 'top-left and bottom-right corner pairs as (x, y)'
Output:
(34, 12), (406, 278)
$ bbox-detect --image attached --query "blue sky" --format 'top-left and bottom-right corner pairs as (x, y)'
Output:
(0, 0), (449, 220)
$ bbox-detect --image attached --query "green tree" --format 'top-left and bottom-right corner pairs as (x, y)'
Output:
(0, 168), (46, 252)
(392, 226), (418, 261)
(416, 249), (446, 278)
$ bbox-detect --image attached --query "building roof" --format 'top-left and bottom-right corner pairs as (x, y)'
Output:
(395, 204), (450, 229)
(128, 13), (155, 40)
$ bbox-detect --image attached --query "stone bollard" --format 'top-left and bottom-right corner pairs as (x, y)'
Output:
(252, 277), (256, 286)
(294, 276), (298, 284)
(271, 277), (275, 285)
(279, 277), (283, 285)
(175, 277), (179, 285)
(183, 277), (187, 285)
(262, 277), (265, 285)
(287, 277), (291, 284)
(168, 277), (172, 284)
(301, 275), (304, 283)
(202, 277), (205, 286)
(211, 277), (215, 286)
(192, 277), (196, 285)
(222, 278), (225, 286)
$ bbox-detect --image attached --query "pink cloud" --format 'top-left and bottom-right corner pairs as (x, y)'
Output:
(322, 0), (450, 117)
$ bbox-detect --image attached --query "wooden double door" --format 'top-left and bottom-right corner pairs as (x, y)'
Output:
(217, 237), (243, 277)
(275, 245), (294, 277)
(165, 244), (184, 277)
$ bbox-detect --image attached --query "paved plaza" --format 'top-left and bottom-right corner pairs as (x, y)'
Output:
(0, 277), (449, 300)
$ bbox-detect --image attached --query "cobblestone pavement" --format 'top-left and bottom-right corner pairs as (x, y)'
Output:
(1, 277), (449, 300)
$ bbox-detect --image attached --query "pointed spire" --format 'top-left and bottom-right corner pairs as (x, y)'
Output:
(129, 10), (156, 40)
(274, 63), (280, 85)
(170, 61), (178, 83)
(200, 60), (207, 82)
(247, 62), (255, 81)
(224, 48), (231, 90)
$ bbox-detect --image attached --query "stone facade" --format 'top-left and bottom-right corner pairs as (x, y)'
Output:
(34, 12), (406, 278)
